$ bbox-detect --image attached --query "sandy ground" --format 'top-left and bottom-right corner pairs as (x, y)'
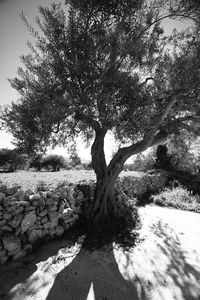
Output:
(0, 205), (200, 300)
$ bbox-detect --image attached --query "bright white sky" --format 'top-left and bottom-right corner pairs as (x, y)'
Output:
(0, 0), (193, 162)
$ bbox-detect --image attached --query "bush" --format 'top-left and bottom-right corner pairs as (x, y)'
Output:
(74, 164), (84, 170)
(42, 154), (65, 171)
(152, 182), (200, 213)
(0, 148), (29, 171)
(29, 154), (43, 171)
(119, 171), (169, 204)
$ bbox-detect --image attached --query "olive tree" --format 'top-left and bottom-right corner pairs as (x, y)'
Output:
(1, 0), (200, 224)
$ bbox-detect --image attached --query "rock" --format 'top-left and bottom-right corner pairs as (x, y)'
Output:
(42, 229), (48, 236)
(48, 205), (57, 212)
(19, 201), (30, 206)
(48, 211), (60, 221)
(45, 198), (55, 206)
(55, 225), (64, 236)
(0, 193), (5, 204)
(6, 186), (20, 196)
(33, 199), (45, 208)
(26, 189), (35, 196)
(3, 235), (21, 252)
(28, 229), (43, 243)
(63, 217), (75, 224)
(41, 216), (48, 224)
(43, 220), (58, 230)
(76, 191), (84, 201)
(6, 203), (20, 212)
(15, 226), (21, 236)
(25, 206), (36, 212)
(13, 206), (24, 215)
(49, 228), (56, 237)
(0, 205), (3, 211)
(0, 249), (6, 257)
(58, 206), (64, 214)
(11, 214), (23, 228)
(24, 243), (32, 254)
(0, 255), (8, 264)
(61, 208), (73, 219)
(8, 247), (23, 256)
(14, 189), (25, 201)
(29, 193), (40, 201)
(0, 220), (7, 226)
(12, 249), (26, 261)
(3, 213), (12, 220)
(2, 225), (13, 232)
(39, 209), (48, 217)
(21, 211), (37, 233)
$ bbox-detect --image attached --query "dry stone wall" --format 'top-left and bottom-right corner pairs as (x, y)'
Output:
(0, 184), (84, 264)
(0, 172), (169, 265)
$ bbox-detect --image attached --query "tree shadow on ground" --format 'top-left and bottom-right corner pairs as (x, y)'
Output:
(0, 228), (83, 300)
(150, 221), (200, 300)
(46, 234), (140, 300)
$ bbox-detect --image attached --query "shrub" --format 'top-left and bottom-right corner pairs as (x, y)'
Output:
(0, 148), (29, 171)
(152, 182), (200, 212)
(36, 180), (49, 191)
(29, 154), (43, 171)
(119, 171), (169, 204)
(42, 154), (65, 171)
(74, 164), (84, 170)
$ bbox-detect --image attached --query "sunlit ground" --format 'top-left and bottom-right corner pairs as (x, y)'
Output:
(1, 206), (200, 300)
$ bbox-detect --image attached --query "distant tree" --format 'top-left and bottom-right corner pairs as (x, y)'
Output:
(1, 1), (200, 227)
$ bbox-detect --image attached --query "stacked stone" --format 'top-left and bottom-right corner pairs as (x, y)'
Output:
(0, 184), (84, 265)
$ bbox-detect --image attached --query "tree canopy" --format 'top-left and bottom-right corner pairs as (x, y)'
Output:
(1, 0), (200, 220)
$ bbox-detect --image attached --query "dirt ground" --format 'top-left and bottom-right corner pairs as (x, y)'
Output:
(0, 205), (200, 300)
(0, 170), (145, 190)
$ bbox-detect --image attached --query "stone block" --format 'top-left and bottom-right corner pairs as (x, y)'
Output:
(3, 235), (21, 252)
(0, 255), (8, 264)
(39, 209), (48, 217)
(15, 226), (21, 236)
(21, 211), (37, 233)
(3, 213), (12, 220)
(0, 220), (7, 226)
(12, 249), (26, 261)
(43, 220), (58, 230)
(19, 201), (30, 207)
(28, 229), (43, 243)
(41, 216), (48, 224)
(11, 214), (23, 228)
(2, 225), (13, 232)
(55, 225), (64, 236)
(0, 193), (5, 204)
(14, 189), (25, 201)
(48, 211), (60, 221)
(6, 203), (20, 212)
(25, 206), (36, 212)
(13, 206), (24, 215)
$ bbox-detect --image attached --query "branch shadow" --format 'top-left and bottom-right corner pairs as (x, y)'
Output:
(0, 229), (83, 300)
(151, 221), (200, 300)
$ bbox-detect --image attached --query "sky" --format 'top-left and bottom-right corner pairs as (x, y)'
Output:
(0, 0), (193, 162)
